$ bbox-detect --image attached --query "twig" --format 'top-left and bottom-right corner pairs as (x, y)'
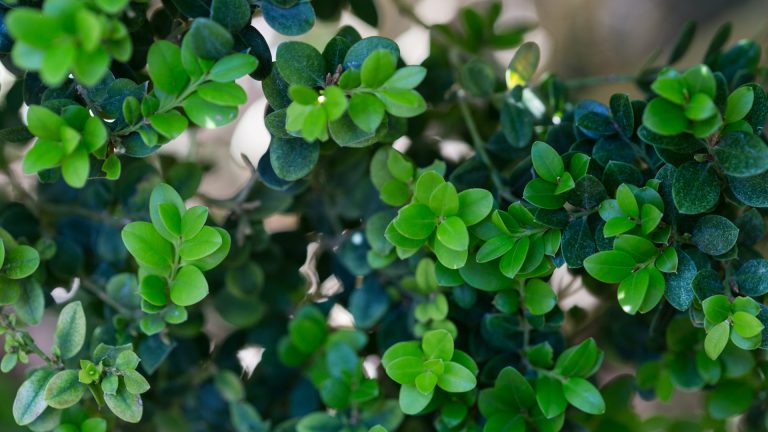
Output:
(564, 74), (636, 89)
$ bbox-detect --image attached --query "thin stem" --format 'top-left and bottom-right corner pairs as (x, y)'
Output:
(454, 83), (510, 201)
(564, 74), (636, 89)
(80, 278), (136, 317)
(392, 0), (430, 29)
(0, 312), (58, 367)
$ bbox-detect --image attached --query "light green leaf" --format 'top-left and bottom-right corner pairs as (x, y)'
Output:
(563, 377), (605, 415)
(705, 321), (730, 360)
(169, 265), (208, 306)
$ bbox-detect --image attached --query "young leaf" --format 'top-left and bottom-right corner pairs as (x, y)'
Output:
(54, 301), (86, 360)
(169, 265), (208, 307)
(705, 321), (730, 360)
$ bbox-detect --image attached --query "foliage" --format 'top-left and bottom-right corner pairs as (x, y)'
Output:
(0, 0), (767, 431)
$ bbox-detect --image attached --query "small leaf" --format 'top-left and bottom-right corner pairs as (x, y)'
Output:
(531, 141), (564, 183)
(436, 361), (476, 393)
(705, 321), (730, 360)
(169, 265), (208, 306)
(523, 279), (557, 315)
(44, 370), (85, 409)
(54, 301), (86, 360)
(563, 377), (605, 415)
(583, 251), (636, 283)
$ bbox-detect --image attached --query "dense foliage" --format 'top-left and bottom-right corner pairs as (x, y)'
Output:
(0, 0), (767, 431)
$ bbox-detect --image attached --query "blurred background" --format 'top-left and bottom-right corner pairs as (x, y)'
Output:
(0, 0), (767, 429)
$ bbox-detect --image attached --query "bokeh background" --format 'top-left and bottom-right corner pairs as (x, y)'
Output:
(0, 0), (767, 429)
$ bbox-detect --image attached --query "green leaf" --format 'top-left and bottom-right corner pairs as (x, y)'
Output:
(122, 369), (150, 395)
(683, 65), (715, 98)
(197, 82), (248, 106)
(269, 137), (319, 181)
(386, 150), (414, 182)
(149, 183), (186, 242)
(261, 0), (315, 36)
(457, 189), (493, 226)
(524, 178), (566, 210)
(54, 301), (86, 360)
(102, 154), (121, 180)
(535, 375), (567, 419)
(422, 329), (453, 361)
(477, 235), (516, 263)
(344, 36), (400, 70)
(643, 98), (687, 136)
(434, 237), (468, 269)
(499, 237), (530, 279)
(180, 226), (223, 260)
(436, 361), (476, 393)
(183, 93), (238, 128)
(185, 18), (234, 59)
(211, 0), (251, 32)
(641, 203), (663, 234)
(276, 41), (325, 87)
(394, 203), (436, 240)
(615, 184), (639, 217)
(684, 93), (717, 121)
(672, 162), (720, 214)
(121, 222), (174, 270)
(349, 93), (385, 133)
(26, 106), (63, 141)
(554, 338), (602, 378)
(523, 279), (557, 315)
(651, 73), (687, 104)
(376, 89), (426, 118)
(181, 206), (209, 239)
(725, 86), (754, 122)
(436, 217), (468, 251)
(655, 247), (678, 273)
(428, 182), (459, 216)
(94, 0), (129, 14)
(384, 66), (426, 89)
(735, 259), (768, 296)
(617, 268), (649, 315)
(692, 215), (739, 256)
(44, 370), (85, 409)
(361, 50), (396, 88)
(664, 249), (696, 310)
(386, 356), (424, 385)
(13, 369), (55, 426)
(705, 321), (730, 360)
(170, 265), (208, 306)
(583, 250), (636, 283)
(104, 386), (143, 423)
(415, 372), (437, 395)
(399, 384), (432, 415)
(563, 377), (605, 415)
(732, 311), (763, 338)
(713, 132), (768, 177)
(147, 41), (189, 96)
(61, 149), (90, 189)
(116, 351), (141, 371)
(613, 235), (656, 263)
(140, 275), (167, 306)
(382, 341), (422, 368)
(3, 245), (40, 279)
(694, 292), (731, 324)
(209, 53), (258, 82)
(150, 111), (189, 140)
(22, 140), (64, 174)
(531, 141), (564, 183)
